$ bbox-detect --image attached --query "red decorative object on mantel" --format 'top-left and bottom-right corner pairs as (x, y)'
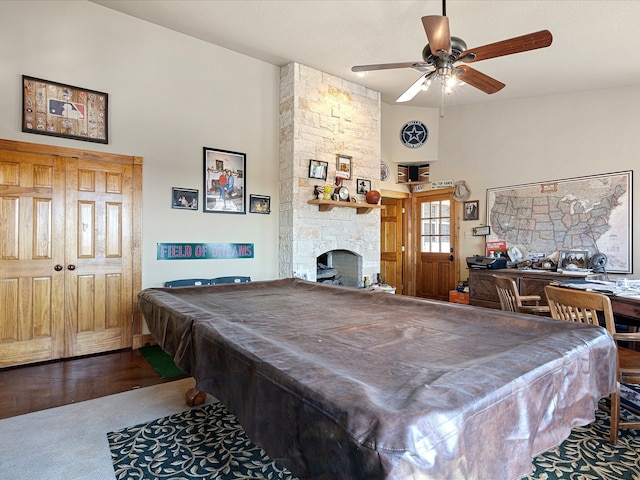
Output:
(365, 190), (381, 204)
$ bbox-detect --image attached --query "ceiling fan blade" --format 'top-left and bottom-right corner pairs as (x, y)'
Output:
(351, 61), (429, 73)
(422, 15), (451, 54)
(456, 65), (505, 94)
(460, 30), (552, 63)
(396, 72), (433, 103)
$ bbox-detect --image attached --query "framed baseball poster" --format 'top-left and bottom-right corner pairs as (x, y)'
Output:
(22, 75), (108, 144)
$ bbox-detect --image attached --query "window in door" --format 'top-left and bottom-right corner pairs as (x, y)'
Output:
(420, 199), (451, 253)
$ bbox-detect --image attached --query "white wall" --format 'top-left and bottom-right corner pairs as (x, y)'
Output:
(3, 2), (638, 289)
(0, 1), (281, 287)
(434, 86), (640, 279)
(380, 102), (441, 192)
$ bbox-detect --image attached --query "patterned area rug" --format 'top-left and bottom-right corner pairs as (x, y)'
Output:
(108, 386), (640, 480)
(108, 402), (295, 480)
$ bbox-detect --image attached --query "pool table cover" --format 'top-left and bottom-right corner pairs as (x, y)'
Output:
(138, 278), (616, 480)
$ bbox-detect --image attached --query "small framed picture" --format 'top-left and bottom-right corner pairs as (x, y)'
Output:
(558, 250), (589, 270)
(309, 159), (328, 180)
(472, 225), (491, 236)
(172, 187), (198, 210)
(463, 200), (479, 221)
(356, 179), (371, 195)
(249, 194), (271, 214)
(336, 154), (352, 180)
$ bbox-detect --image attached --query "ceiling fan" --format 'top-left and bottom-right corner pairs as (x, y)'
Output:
(351, 0), (553, 103)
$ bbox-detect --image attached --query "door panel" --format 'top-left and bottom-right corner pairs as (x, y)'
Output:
(65, 159), (133, 357)
(0, 152), (65, 367)
(413, 190), (458, 301)
(380, 198), (405, 294)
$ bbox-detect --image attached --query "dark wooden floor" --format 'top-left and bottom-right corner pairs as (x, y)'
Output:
(0, 349), (180, 420)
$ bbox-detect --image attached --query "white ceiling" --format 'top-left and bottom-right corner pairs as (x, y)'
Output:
(91, 0), (640, 108)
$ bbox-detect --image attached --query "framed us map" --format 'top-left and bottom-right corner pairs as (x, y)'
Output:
(486, 171), (632, 273)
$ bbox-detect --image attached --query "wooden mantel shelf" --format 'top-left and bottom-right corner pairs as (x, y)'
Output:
(307, 199), (385, 214)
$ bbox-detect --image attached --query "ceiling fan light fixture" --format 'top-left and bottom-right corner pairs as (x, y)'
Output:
(443, 77), (456, 95)
(351, 2), (552, 104)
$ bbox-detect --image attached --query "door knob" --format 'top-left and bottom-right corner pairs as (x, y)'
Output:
(449, 255), (454, 261)
(54, 264), (63, 271)
(67, 264), (76, 271)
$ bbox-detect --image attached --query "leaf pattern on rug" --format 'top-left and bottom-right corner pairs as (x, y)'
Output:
(525, 404), (640, 479)
(108, 385), (640, 479)
(108, 402), (297, 480)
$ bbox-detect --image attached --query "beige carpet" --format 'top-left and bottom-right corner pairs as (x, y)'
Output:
(0, 377), (210, 480)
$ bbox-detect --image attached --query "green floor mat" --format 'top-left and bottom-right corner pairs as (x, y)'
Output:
(139, 345), (187, 379)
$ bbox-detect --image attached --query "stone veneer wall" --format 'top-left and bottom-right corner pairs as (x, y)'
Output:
(279, 62), (381, 283)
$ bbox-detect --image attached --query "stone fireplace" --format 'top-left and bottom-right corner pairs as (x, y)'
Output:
(278, 63), (381, 285)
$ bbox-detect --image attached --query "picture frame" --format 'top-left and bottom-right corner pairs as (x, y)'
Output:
(558, 250), (589, 270)
(172, 187), (198, 210)
(356, 179), (371, 195)
(22, 75), (108, 144)
(309, 159), (328, 180)
(249, 194), (271, 214)
(203, 147), (246, 214)
(336, 154), (352, 180)
(472, 225), (491, 236)
(463, 200), (479, 221)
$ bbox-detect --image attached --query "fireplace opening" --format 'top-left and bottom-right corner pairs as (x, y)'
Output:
(316, 250), (362, 288)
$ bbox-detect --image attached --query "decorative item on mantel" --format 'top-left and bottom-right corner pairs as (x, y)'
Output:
(365, 190), (381, 205)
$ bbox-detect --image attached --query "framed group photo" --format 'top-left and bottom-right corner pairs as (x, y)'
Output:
(558, 250), (589, 270)
(203, 147), (246, 214)
(22, 75), (108, 144)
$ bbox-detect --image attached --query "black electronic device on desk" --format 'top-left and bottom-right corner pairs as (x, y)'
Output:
(466, 255), (508, 270)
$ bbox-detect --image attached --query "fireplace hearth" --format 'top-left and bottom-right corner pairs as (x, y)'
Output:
(317, 250), (360, 288)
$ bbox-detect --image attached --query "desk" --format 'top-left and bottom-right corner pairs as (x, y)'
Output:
(468, 269), (599, 309)
(610, 296), (640, 328)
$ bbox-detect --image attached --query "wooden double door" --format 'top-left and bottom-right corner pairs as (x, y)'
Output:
(0, 140), (141, 368)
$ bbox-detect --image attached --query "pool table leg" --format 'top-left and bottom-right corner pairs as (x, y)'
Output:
(185, 387), (207, 406)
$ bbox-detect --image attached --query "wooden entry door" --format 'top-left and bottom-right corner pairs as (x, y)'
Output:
(413, 189), (458, 301)
(380, 197), (406, 294)
(0, 141), (140, 368)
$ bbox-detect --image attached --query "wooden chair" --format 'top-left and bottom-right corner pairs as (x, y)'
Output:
(165, 278), (211, 287)
(544, 285), (640, 444)
(492, 275), (550, 315)
(209, 276), (251, 285)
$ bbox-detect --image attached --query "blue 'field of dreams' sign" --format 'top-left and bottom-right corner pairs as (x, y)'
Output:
(157, 243), (254, 260)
